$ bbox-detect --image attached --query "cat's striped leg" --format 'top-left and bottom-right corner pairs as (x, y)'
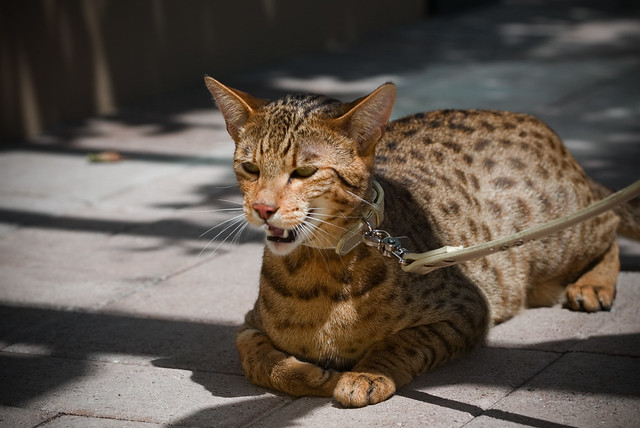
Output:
(236, 315), (340, 397)
(333, 320), (483, 407)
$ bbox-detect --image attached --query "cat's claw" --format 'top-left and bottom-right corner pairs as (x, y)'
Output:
(334, 372), (396, 408)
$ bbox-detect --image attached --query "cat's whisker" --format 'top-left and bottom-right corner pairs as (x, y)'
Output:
(307, 215), (350, 233)
(301, 217), (339, 238)
(307, 210), (359, 220)
(218, 199), (244, 205)
(199, 213), (246, 238)
(345, 189), (377, 211)
(297, 222), (319, 244)
(182, 207), (244, 214)
(198, 214), (248, 258)
(298, 224), (336, 269)
(299, 219), (342, 249)
(208, 215), (247, 242)
(308, 207), (361, 232)
(230, 222), (251, 246)
(307, 206), (356, 215)
(176, 196), (243, 214)
(203, 216), (250, 257)
(199, 223), (245, 259)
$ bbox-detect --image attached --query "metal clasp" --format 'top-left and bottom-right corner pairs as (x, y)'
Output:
(362, 220), (410, 266)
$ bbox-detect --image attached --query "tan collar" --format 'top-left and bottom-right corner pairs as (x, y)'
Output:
(302, 180), (384, 256)
(335, 180), (385, 255)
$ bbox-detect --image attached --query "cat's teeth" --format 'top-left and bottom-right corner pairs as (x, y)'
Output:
(267, 224), (285, 237)
(266, 225), (297, 243)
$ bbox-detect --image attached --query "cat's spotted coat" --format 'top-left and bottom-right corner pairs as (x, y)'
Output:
(205, 77), (638, 407)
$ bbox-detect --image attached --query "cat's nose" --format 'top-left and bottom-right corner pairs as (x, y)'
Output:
(253, 203), (278, 220)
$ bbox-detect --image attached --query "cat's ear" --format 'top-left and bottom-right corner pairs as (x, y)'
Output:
(336, 83), (396, 156)
(204, 76), (267, 140)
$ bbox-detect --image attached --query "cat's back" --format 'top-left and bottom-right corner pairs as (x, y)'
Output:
(374, 109), (619, 317)
(376, 109), (594, 240)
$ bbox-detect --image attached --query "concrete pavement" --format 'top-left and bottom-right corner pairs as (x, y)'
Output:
(1, 0), (639, 426)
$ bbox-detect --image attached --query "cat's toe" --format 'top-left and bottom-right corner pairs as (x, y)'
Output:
(566, 283), (614, 312)
(333, 372), (396, 407)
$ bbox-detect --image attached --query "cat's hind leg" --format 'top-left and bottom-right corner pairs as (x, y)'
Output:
(565, 239), (619, 312)
(236, 320), (340, 397)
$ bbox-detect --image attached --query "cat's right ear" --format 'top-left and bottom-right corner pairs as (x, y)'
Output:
(204, 76), (268, 140)
(336, 82), (396, 156)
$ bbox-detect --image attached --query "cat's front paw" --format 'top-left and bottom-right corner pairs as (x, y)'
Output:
(270, 356), (340, 397)
(333, 372), (396, 407)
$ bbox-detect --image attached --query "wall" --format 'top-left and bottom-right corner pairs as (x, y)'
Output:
(0, 0), (425, 141)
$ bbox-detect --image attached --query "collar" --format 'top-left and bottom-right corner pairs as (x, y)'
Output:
(335, 180), (385, 255)
(303, 180), (385, 256)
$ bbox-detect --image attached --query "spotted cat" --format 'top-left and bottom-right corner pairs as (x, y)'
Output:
(204, 77), (639, 407)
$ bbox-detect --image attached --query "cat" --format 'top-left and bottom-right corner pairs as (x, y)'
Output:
(204, 76), (639, 407)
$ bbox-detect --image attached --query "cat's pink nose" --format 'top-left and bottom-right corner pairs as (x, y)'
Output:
(253, 203), (278, 220)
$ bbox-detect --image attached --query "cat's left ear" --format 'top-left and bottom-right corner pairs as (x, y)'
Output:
(336, 83), (396, 156)
(204, 76), (268, 140)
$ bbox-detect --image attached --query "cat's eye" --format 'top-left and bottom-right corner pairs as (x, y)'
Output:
(242, 162), (260, 175)
(292, 166), (317, 179)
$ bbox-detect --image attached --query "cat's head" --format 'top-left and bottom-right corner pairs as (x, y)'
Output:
(205, 77), (396, 256)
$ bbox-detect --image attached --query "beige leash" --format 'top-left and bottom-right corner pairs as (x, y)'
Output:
(359, 180), (640, 275)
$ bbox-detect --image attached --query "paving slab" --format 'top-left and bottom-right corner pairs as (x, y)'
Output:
(0, 150), (186, 208)
(101, 242), (262, 324)
(0, 264), (151, 310)
(0, 207), (261, 311)
(249, 349), (561, 427)
(1, 308), (242, 378)
(40, 415), (158, 428)
(0, 351), (289, 427)
(1, 247), (262, 375)
(488, 274), (640, 356)
(250, 395), (473, 428)
(0, 406), (56, 428)
(466, 352), (640, 428)
(97, 163), (237, 214)
(0, 228), (196, 309)
(404, 347), (560, 410)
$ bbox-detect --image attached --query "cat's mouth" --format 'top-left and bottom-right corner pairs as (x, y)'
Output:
(265, 224), (298, 244)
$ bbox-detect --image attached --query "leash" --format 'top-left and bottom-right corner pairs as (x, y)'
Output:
(358, 179), (640, 275)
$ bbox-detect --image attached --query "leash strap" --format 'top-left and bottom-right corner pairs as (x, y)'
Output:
(363, 180), (640, 275)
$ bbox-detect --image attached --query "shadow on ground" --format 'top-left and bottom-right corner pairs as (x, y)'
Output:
(2, 303), (639, 426)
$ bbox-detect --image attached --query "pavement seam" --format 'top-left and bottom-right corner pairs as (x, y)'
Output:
(240, 397), (302, 428)
(462, 348), (640, 427)
(93, 253), (222, 311)
(488, 344), (640, 358)
(32, 412), (65, 428)
(461, 350), (566, 427)
(32, 411), (158, 427)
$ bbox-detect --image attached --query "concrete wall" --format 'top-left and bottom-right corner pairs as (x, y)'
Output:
(0, 0), (425, 141)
